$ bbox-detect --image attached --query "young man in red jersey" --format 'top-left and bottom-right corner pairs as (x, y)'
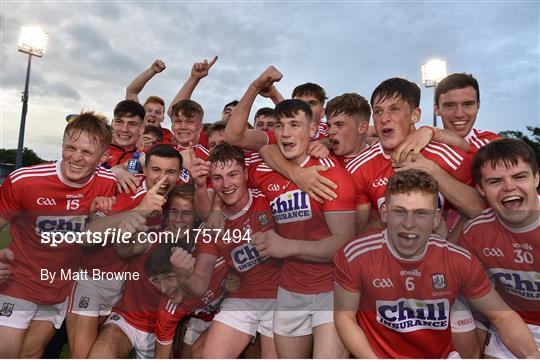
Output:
(346, 77), (480, 235)
(171, 143), (282, 358)
(65, 144), (182, 358)
(0, 113), (117, 358)
(125, 59), (174, 143)
(326, 93), (371, 167)
(244, 95), (355, 356)
(459, 138), (540, 358)
(334, 169), (540, 358)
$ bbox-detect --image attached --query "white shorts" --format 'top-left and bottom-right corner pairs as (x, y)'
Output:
(68, 277), (124, 317)
(104, 312), (155, 359)
(484, 322), (540, 358)
(0, 293), (67, 330)
(450, 298), (476, 333)
(184, 317), (211, 345)
(213, 298), (275, 338)
(273, 287), (333, 337)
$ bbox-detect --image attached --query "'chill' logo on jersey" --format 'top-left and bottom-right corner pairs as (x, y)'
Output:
(180, 168), (190, 183)
(35, 215), (89, 234)
(489, 268), (540, 300)
(376, 298), (449, 332)
(232, 243), (265, 272)
(270, 189), (311, 224)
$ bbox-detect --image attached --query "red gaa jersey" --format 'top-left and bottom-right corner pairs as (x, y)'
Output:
(161, 127), (174, 144)
(197, 189), (281, 299)
(249, 156), (355, 294)
(0, 162), (116, 304)
(465, 128), (500, 155)
(459, 208), (540, 325)
(101, 144), (136, 169)
(244, 131), (276, 168)
(312, 122), (328, 141)
(334, 229), (492, 358)
(155, 256), (229, 345)
(198, 130), (209, 149)
(346, 141), (472, 211)
(113, 243), (161, 333)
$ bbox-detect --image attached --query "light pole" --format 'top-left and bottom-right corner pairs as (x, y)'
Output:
(16, 26), (48, 169)
(421, 59), (447, 127)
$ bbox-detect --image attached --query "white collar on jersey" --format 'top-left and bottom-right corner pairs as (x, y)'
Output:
(56, 161), (95, 188)
(223, 189), (253, 221)
(464, 128), (476, 142)
(384, 229), (430, 262)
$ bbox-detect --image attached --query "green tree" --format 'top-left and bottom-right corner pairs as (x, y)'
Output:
(499, 126), (540, 167)
(0, 148), (46, 166)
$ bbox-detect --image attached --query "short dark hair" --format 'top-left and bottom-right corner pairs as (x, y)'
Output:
(254, 107), (275, 120)
(206, 121), (227, 138)
(145, 244), (173, 276)
(371, 78), (421, 110)
(386, 169), (439, 207)
(169, 184), (195, 204)
(145, 144), (183, 170)
(292, 83), (327, 105)
(208, 143), (245, 168)
(472, 138), (538, 184)
(274, 99), (313, 123)
(326, 93), (371, 121)
(435, 73), (480, 105)
(114, 100), (145, 121)
(144, 125), (164, 142)
(172, 100), (204, 120)
(223, 100), (239, 111)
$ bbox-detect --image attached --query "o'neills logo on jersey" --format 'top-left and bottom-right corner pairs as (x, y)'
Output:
(270, 189), (311, 224)
(490, 268), (540, 300)
(232, 243), (265, 272)
(35, 215), (89, 234)
(376, 298), (449, 332)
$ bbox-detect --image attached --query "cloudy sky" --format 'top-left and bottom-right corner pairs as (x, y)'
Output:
(1, 1), (538, 160)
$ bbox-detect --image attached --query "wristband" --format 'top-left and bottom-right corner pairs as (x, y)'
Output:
(420, 126), (435, 139)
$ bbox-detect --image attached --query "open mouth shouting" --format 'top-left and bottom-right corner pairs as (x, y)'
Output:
(500, 195), (524, 211)
(397, 232), (419, 246)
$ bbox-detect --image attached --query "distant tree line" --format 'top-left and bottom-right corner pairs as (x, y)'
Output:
(0, 148), (46, 167)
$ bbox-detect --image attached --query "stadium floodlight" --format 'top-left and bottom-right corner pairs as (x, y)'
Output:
(421, 59), (447, 126)
(18, 26), (48, 57)
(16, 26), (48, 169)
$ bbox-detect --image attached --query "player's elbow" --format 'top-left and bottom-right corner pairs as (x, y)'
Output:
(223, 128), (242, 146)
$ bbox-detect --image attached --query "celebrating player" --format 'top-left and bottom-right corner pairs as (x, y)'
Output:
(459, 138), (540, 358)
(0, 113), (116, 358)
(334, 169), (540, 358)
(171, 143), (282, 358)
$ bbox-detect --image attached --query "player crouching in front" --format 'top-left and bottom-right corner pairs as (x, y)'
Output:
(333, 169), (540, 358)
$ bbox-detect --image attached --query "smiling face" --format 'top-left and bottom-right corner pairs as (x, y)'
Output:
(168, 197), (196, 234)
(172, 112), (203, 147)
(477, 158), (539, 229)
(372, 95), (420, 152)
(327, 113), (369, 156)
(61, 131), (107, 184)
(382, 191), (440, 259)
(112, 115), (144, 150)
(144, 102), (165, 127)
(210, 160), (249, 213)
(144, 156), (181, 196)
(149, 272), (183, 303)
(436, 86), (479, 138)
(274, 111), (316, 164)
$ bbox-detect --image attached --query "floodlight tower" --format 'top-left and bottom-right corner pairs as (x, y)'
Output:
(421, 59), (447, 127)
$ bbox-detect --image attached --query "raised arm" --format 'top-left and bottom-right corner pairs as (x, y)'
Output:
(224, 66), (282, 150)
(167, 56), (217, 118)
(125, 59), (166, 102)
(334, 285), (377, 358)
